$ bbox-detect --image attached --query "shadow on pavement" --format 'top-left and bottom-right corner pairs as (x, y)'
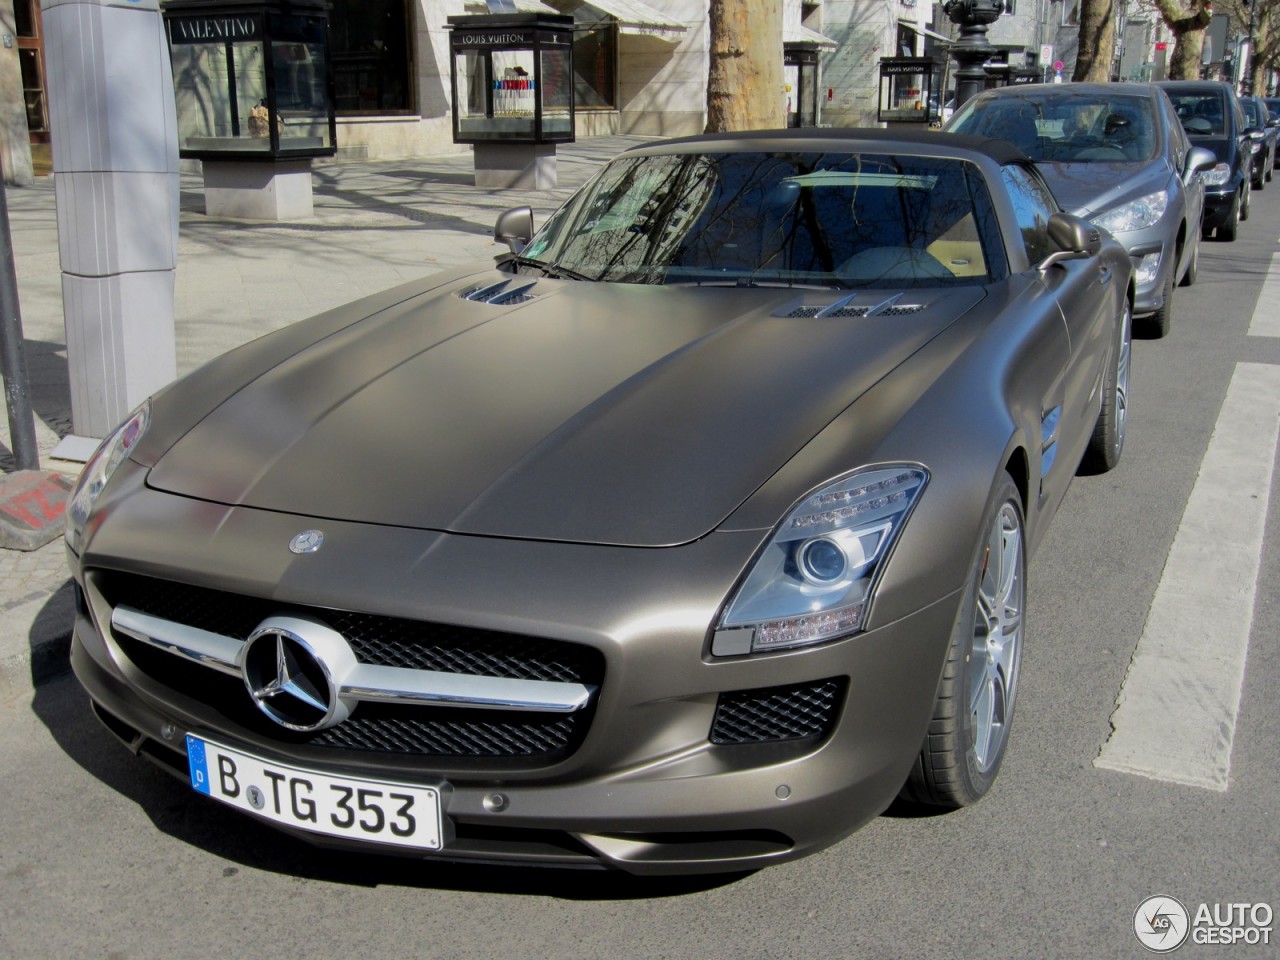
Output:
(27, 578), (74, 687)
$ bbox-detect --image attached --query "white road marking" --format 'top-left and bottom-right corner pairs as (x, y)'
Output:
(1095, 362), (1280, 790)
(1247, 254), (1280, 337)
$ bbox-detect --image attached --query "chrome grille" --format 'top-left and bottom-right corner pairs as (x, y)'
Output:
(98, 573), (601, 761)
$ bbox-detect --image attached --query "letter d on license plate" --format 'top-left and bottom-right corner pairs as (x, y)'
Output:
(187, 735), (443, 850)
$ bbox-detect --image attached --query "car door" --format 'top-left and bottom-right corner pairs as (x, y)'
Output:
(1001, 162), (1114, 512)
(1164, 94), (1204, 253)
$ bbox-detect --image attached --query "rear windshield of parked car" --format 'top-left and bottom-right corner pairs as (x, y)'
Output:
(949, 91), (1158, 163)
(1166, 92), (1228, 136)
(521, 151), (1002, 289)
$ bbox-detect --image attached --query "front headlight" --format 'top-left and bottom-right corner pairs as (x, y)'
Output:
(64, 400), (151, 554)
(1133, 251), (1162, 286)
(1201, 162), (1231, 186)
(1091, 192), (1169, 234)
(715, 466), (928, 655)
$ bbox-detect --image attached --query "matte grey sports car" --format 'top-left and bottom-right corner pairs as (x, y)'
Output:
(66, 129), (1133, 875)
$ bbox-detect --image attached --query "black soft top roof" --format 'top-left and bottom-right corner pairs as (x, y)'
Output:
(622, 126), (1029, 166)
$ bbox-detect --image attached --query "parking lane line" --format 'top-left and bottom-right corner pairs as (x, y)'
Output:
(1247, 254), (1280, 337)
(1095, 362), (1280, 790)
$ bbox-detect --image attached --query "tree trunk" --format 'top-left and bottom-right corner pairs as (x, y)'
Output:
(1168, 28), (1205, 78)
(1073, 0), (1117, 81)
(706, 0), (784, 132)
(1151, 0), (1214, 80)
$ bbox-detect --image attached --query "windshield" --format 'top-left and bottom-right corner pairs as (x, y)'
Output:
(1166, 91), (1227, 136)
(518, 151), (1000, 288)
(1241, 99), (1263, 127)
(949, 91), (1158, 163)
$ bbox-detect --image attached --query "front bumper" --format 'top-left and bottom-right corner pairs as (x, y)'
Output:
(1202, 184), (1239, 230)
(68, 464), (961, 875)
(1124, 239), (1172, 317)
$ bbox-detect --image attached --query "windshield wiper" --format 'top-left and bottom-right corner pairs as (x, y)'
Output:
(669, 278), (841, 290)
(506, 256), (595, 282)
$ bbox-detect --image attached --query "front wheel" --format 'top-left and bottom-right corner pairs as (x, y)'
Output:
(1083, 299), (1131, 473)
(900, 475), (1025, 808)
(1179, 234), (1199, 287)
(1219, 191), (1240, 242)
(1241, 179), (1252, 221)
(1140, 268), (1173, 338)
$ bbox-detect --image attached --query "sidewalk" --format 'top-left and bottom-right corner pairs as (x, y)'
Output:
(0, 136), (650, 698)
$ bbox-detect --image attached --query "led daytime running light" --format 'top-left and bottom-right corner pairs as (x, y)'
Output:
(755, 603), (866, 648)
(792, 472), (916, 530)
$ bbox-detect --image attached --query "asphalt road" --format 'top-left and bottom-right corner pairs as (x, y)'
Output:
(2, 186), (1279, 960)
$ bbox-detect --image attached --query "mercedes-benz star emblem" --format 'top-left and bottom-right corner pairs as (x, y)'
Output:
(240, 618), (357, 732)
(289, 529), (325, 554)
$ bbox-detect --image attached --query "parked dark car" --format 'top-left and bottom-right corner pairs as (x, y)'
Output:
(1158, 80), (1257, 242)
(1265, 98), (1280, 166)
(66, 129), (1133, 875)
(1240, 96), (1278, 186)
(945, 82), (1213, 337)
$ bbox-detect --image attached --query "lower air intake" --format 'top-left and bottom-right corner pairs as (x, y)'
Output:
(709, 678), (846, 745)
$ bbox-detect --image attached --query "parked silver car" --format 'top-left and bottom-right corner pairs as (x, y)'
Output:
(946, 82), (1215, 337)
(67, 130), (1133, 875)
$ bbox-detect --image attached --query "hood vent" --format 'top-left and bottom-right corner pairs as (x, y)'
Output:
(778, 292), (921, 320)
(459, 279), (539, 306)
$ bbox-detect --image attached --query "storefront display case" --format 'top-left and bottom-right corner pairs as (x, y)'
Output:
(447, 12), (574, 146)
(163, 0), (336, 161)
(785, 47), (820, 128)
(877, 57), (938, 125)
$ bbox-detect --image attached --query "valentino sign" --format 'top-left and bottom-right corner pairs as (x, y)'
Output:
(168, 16), (261, 44)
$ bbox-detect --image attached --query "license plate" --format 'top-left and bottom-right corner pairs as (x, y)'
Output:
(186, 735), (443, 851)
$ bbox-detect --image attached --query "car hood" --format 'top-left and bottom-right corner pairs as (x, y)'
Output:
(147, 272), (985, 546)
(1036, 162), (1171, 220)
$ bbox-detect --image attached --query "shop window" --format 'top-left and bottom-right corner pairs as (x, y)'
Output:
(572, 18), (616, 108)
(329, 0), (412, 114)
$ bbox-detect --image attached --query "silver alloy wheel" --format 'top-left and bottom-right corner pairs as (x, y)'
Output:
(1115, 301), (1132, 454)
(968, 500), (1024, 773)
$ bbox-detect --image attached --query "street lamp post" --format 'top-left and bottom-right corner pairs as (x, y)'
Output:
(943, 0), (1004, 108)
(1242, 0), (1258, 95)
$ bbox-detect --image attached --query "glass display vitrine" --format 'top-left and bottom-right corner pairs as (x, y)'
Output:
(448, 13), (574, 144)
(878, 57), (938, 124)
(163, 0), (336, 160)
(785, 47), (820, 128)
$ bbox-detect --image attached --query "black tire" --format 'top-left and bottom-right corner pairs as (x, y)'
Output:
(900, 474), (1025, 808)
(1140, 268), (1173, 338)
(1179, 234), (1198, 287)
(1219, 191), (1240, 242)
(1082, 299), (1131, 473)
(1241, 179), (1251, 221)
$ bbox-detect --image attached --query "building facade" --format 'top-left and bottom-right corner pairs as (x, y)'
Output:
(0, 0), (1169, 183)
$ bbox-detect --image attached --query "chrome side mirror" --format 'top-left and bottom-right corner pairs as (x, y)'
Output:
(1038, 212), (1101, 272)
(494, 206), (534, 255)
(1184, 145), (1217, 184)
